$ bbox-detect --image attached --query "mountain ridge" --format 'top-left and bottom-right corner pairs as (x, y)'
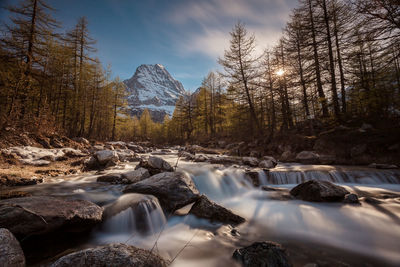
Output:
(123, 64), (186, 122)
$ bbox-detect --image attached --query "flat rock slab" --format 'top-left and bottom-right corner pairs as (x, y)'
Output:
(0, 196), (103, 239)
(233, 241), (292, 267)
(123, 172), (199, 212)
(189, 195), (245, 226)
(50, 243), (169, 267)
(0, 228), (25, 267)
(290, 180), (349, 202)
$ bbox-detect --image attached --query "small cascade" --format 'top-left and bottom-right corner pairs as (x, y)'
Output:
(191, 168), (253, 200)
(264, 169), (400, 185)
(101, 193), (166, 236)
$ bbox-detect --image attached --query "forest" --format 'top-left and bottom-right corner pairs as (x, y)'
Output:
(0, 0), (399, 144)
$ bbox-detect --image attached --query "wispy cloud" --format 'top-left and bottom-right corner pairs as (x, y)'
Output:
(166, 0), (297, 59)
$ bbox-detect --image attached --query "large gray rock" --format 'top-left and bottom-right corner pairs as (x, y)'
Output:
(242, 157), (259, 167)
(189, 195), (245, 226)
(259, 156), (277, 169)
(122, 168), (150, 183)
(136, 156), (173, 175)
(123, 172), (199, 212)
(96, 168), (150, 184)
(0, 228), (25, 267)
(50, 243), (168, 267)
(295, 151), (320, 164)
(115, 149), (139, 162)
(95, 150), (119, 165)
(0, 196), (103, 239)
(290, 180), (349, 202)
(232, 241), (291, 267)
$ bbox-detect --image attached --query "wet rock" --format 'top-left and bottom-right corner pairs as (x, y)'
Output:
(95, 150), (119, 165)
(50, 243), (169, 267)
(290, 180), (349, 202)
(121, 168), (150, 183)
(97, 173), (124, 184)
(194, 154), (208, 162)
(106, 141), (127, 149)
(232, 241), (291, 267)
(115, 149), (139, 162)
(189, 195), (245, 226)
(0, 196), (103, 239)
(295, 151), (320, 164)
(368, 163), (398, 169)
(259, 156), (277, 169)
(136, 156), (173, 175)
(123, 172), (199, 212)
(242, 157), (259, 167)
(343, 193), (360, 204)
(0, 228), (25, 267)
(127, 144), (146, 153)
(83, 156), (100, 171)
(61, 148), (87, 158)
(178, 151), (195, 160)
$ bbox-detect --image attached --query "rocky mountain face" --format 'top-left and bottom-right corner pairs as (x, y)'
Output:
(123, 64), (186, 122)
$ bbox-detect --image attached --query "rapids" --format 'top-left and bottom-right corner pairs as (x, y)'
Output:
(10, 151), (400, 266)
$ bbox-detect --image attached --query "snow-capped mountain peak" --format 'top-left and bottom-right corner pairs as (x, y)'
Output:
(123, 64), (186, 121)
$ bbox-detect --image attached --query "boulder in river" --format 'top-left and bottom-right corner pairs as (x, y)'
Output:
(136, 156), (173, 175)
(295, 151), (319, 164)
(259, 156), (277, 169)
(97, 168), (150, 184)
(343, 193), (360, 204)
(95, 150), (119, 165)
(232, 241), (291, 267)
(0, 228), (25, 267)
(290, 180), (349, 202)
(123, 172), (199, 212)
(242, 157), (259, 167)
(50, 243), (169, 267)
(0, 196), (103, 239)
(189, 195), (245, 226)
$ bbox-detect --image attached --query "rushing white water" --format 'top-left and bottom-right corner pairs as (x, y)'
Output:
(98, 193), (166, 238)
(17, 150), (400, 266)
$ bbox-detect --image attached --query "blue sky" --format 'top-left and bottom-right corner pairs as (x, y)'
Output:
(1, 0), (298, 91)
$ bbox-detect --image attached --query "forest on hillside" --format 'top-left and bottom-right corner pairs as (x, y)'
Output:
(1, 0), (399, 144)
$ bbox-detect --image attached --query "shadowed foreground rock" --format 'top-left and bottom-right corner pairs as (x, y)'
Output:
(232, 241), (291, 267)
(123, 172), (199, 212)
(189, 195), (245, 225)
(290, 180), (349, 202)
(0, 228), (25, 267)
(0, 196), (103, 239)
(50, 243), (169, 267)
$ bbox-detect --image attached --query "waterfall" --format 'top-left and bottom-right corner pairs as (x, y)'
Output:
(264, 169), (400, 185)
(101, 193), (166, 236)
(190, 168), (253, 200)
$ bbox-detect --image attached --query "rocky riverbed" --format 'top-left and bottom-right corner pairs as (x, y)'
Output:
(1, 140), (400, 266)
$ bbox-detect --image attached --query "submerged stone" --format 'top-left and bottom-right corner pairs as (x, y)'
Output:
(290, 180), (349, 202)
